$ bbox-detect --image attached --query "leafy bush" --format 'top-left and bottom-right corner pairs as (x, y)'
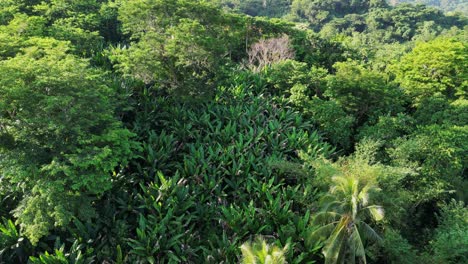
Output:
(0, 38), (136, 244)
(429, 200), (468, 264)
(128, 173), (199, 263)
(29, 240), (95, 264)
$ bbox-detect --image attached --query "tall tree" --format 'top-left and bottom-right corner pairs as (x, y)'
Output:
(0, 38), (135, 244)
(112, 0), (233, 98)
(325, 60), (404, 124)
(394, 37), (467, 103)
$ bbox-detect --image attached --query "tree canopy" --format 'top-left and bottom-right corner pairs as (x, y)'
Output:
(0, 0), (466, 263)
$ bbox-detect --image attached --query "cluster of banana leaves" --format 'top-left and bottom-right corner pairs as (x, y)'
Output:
(1, 83), (329, 263)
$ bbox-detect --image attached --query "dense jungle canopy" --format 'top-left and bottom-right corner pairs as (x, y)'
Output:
(0, 0), (467, 263)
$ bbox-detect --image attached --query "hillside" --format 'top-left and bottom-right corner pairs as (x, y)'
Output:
(0, 0), (467, 263)
(388, 0), (468, 14)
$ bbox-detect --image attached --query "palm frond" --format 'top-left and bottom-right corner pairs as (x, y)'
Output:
(349, 226), (366, 259)
(271, 245), (288, 264)
(359, 222), (382, 244)
(330, 176), (351, 194)
(240, 243), (257, 264)
(320, 200), (343, 214)
(240, 237), (288, 264)
(365, 205), (384, 221)
(312, 171), (384, 264)
(358, 184), (370, 207)
(312, 211), (341, 225)
(257, 239), (268, 262)
(323, 221), (347, 264)
(308, 222), (339, 243)
(347, 227), (367, 264)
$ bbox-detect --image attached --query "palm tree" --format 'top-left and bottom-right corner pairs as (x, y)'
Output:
(240, 237), (289, 264)
(309, 175), (384, 264)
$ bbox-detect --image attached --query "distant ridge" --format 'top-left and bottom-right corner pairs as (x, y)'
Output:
(388, 0), (468, 15)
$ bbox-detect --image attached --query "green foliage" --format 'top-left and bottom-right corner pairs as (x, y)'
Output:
(0, 38), (136, 244)
(429, 200), (468, 264)
(290, 0), (388, 30)
(0, 1), (20, 25)
(306, 139), (423, 254)
(289, 30), (350, 70)
(29, 240), (95, 264)
(371, 228), (420, 264)
(357, 113), (415, 146)
(124, 86), (334, 262)
(394, 38), (467, 103)
(240, 237), (289, 264)
(0, 1), (467, 263)
(389, 124), (467, 202)
(217, 0), (291, 18)
(0, 217), (32, 263)
(127, 172), (199, 263)
(390, 0), (468, 15)
(93, 76), (332, 262)
(325, 60), (404, 123)
(303, 98), (355, 150)
(413, 96), (468, 126)
(112, 0), (233, 98)
(366, 3), (466, 42)
(309, 174), (384, 264)
(261, 59), (310, 95)
(0, 0), (119, 57)
(112, 0), (351, 98)
(281, 64), (356, 150)
(34, 0), (105, 55)
(0, 13), (47, 59)
(305, 141), (398, 263)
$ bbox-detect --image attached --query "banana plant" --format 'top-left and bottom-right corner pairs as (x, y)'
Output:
(0, 218), (32, 263)
(29, 240), (95, 264)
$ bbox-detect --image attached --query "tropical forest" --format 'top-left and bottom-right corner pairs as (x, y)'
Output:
(0, 0), (467, 263)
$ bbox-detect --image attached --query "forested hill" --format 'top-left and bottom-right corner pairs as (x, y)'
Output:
(388, 0), (468, 15)
(0, 0), (467, 263)
(218, 0), (468, 23)
(216, 0), (467, 36)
